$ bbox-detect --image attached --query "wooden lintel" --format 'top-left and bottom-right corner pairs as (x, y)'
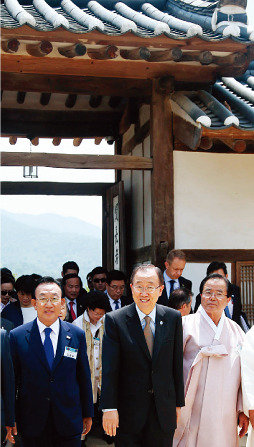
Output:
(202, 126), (254, 140)
(1, 181), (114, 196)
(1, 152), (153, 170)
(1, 73), (151, 97)
(220, 138), (246, 153)
(1, 27), (250, 52)
(173, 138), (254, 153)
(183, 249), (254, 263)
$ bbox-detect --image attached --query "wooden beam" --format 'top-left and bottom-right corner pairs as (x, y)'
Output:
(1, 181), (114, 196)
(87, 45), (119, 60)
(73, 138), (83, 147)
(31, 137), (39, 146)
(1, 152), (153, 170)
(58, 43), (86, 58)
(174, 138), (254, 153)
(150, 79), (174, 268)
(1, 54), (218, 83)
(17, 91), (26, 104)
(171, 99), (202, 150)
(9, 136), (17, 145)
(65, 94), (77, 108)
(202, 126), (254, 140)
(26, 41), (53, 57)
(199, 137), (213, 150)
(183, 249), (254, 263)
(2, 108), (121, 138)
(40, 93), (51, 106)
(1, 73), (152, 97)
(2, 39), (20, 53)
(52, 137), (61, 146)
(121, 121), (150, 155)
(1, 27), (248, 52)
(89, 95), (102, 108)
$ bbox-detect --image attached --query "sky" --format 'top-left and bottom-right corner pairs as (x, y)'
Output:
(247, 0), (254, 27)
(0, 138), (115, 228)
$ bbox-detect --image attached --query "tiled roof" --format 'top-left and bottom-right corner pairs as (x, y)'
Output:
(174, 62), (254, 130)
(1, 0), (253, 42)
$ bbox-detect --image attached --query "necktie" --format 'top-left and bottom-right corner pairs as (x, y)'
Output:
(114, 300), (120, 310)
(44, 327), (54, 369)
(169, 280), (175, 297)
(70, 301), (76, 321)
(143, 316), (154, 357)
(224, 306), (231, 318)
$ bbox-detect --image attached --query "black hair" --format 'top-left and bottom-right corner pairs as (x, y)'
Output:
(169, 288), (193, 310)
(86, 291), (111, 312)
(15, 275), (36, 294)
(106, 270), (127, 285)
(62, 261), (79, 275)
(199, 273), (231, 297)
(62, 273), (83, 288)
(130, 265), (163, 286)
(33, 276), (62, 299)
(91, 266), (108, 279)
(206, 262), (227, 276)
(1, 272), (16, 287)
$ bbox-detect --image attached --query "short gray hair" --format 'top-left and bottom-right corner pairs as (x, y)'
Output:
(130, 264), (164, 285)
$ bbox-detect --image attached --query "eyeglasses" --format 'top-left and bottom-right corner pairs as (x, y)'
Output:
(202, 290), (227, 300)
(89, 309), (105, 318)
(133, 285), (161, 294)
(1, 290), (15, 297)
(109, 285), (125, 292)
(93, 278), (106, 284)
(37, 297), (61, 304)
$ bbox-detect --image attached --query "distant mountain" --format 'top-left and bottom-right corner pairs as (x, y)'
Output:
(1, 210), (102, 281)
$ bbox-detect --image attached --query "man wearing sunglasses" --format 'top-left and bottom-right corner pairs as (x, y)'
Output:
(91, 267), (108, 293)
(1, 272), (16, 313)
(105, 270), (132, 312)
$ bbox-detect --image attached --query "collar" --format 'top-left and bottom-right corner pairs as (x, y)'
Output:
(107, 292), (121, 304)
(200, 306), (225, 340)
(135, 304), (156, 324)
(37, 317), (60, 336)
(163, 270), (178, 283)
(66, 298), (76, 305)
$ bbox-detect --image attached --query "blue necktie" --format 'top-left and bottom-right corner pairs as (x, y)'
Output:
(44, 327), (54, 369)
(224, 306), (231, 318)
(169, 280), (175, 297)
(114, 300), (120, 310)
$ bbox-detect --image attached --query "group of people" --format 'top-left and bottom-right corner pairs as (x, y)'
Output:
(1, 250), (254, 447)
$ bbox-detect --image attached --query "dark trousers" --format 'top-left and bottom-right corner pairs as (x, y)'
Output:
(115, 399), (175, 447)
(20, 409), (81, 447)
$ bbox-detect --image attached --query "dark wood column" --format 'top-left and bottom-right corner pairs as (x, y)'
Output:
(150, 78), (174, 269)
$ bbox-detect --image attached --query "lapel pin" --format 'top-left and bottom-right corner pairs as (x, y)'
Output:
(66, 335), (71, 339)
(160, 321), (163, 325)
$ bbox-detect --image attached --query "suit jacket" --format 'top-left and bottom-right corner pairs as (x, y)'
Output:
(1, 329), (15, 428)
(106, 294), (133, 311)
(1, 301), (23, 328)
(1, 317), (14, 333)
(101, 303), (184, 434)
(157, 276), (192, 307)
(194, 284), (250, 330)
(65, 297), (85, 323)
(10, 319), (93, 437)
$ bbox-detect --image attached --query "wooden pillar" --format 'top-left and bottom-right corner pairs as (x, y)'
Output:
(150, 78), (174, 269)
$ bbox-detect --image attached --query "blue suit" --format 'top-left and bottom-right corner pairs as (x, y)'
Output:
(1, 301), (23, 328)
(10, 318), (94, 440)
(1, 329), (15, 440)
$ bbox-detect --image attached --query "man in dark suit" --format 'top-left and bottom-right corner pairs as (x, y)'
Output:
(101, 264), (184, 447)
(62, 274), (86, 323)
(10, 276), (93, 447)
(194, 261), (250, 331)
(158, 249), (192, 307)
(105, 270), (132, 311)
(1, 328), (16, 445)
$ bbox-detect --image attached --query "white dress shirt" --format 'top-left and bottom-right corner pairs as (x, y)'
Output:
(163, 271), (180, 298)
(37, 317), (60, 356)
(66, 298), (77, 317)
(107, 292), (122, 311)
(21, 306), (37, 325)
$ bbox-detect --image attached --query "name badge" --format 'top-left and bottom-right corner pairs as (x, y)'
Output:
(64, 346), (78, 359)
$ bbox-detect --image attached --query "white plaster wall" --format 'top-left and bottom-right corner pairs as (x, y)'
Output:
(174, 152), (254, 249)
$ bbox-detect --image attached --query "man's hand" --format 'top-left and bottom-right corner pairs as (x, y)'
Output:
(176, 407), (181, 426)
(82, 417), (92, 436)
(103, 410), (119, 437)
(238, 412), (249, 438)
(5, 424), (17, 444)
(249, 410), (254, 429)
